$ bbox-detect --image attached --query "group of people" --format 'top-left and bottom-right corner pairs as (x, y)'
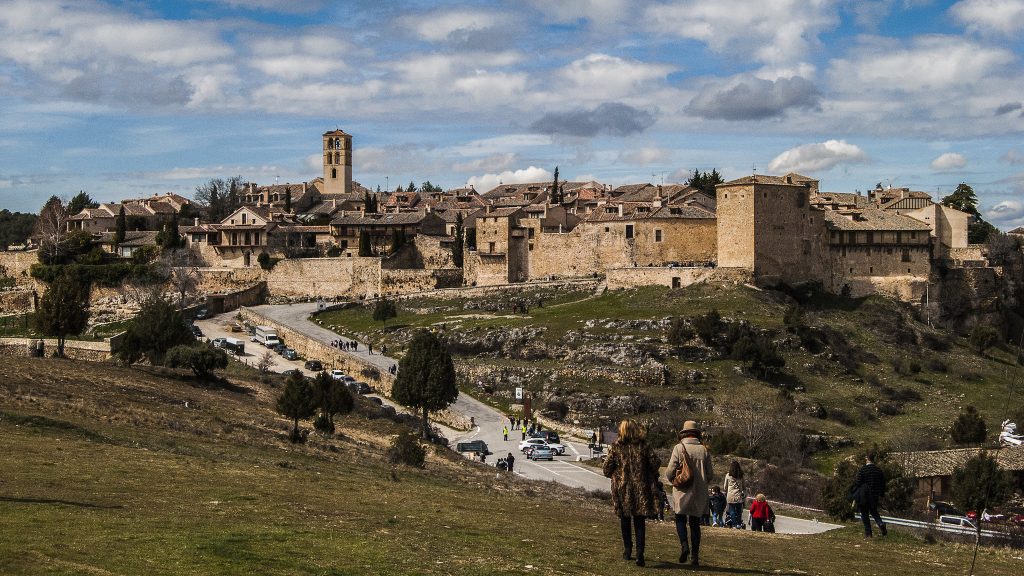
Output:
(504, 416), (541, 440)
(496, 452), (516, 473)
(602, 420), (781, 568)
(331, 339), (357, 351)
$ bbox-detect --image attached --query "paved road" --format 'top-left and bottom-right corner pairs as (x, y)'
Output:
(233, 303), (841, 536)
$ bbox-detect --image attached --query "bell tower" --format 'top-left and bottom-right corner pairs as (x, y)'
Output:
(322, 129), (352, 195)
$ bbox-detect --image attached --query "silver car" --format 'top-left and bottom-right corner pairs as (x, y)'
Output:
(530, 446), (555, 461)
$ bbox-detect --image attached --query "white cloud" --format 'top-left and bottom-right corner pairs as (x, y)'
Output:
(524, 0), (631, 30)
(467, 166), (553, 194)
(828, 36), (1014, 94)
(559, 54), (673, 100)
(768, 140), (868, 173)
(247, 34), (352, 79)
(645, 0), (838, 64)
(403, 10), (508, 42)
(146, 165), (283, 181)
(250, 81), (384, 114)
(931, 152), (968, 171)
(618, 147), (672, 165)
(450, 134), (551, 157)
(951, 0), (1024, 35)
(984, 199), (1024, 227)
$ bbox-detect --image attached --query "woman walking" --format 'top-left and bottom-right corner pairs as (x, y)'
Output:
(665, 420), (713, 568)
(602, 420), (661, 567)
(723, 461), (746, 529)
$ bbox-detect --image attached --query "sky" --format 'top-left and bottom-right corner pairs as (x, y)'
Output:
(0, 0), (1023, 227)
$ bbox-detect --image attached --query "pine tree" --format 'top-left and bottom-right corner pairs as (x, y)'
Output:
(114, 205), (127, 245)
(35, 271), (90, 357)
(284, 189), (292, 213)
(941, 183), (979, 215)
(950, 406), (988, 445)
(276, 373), (316, 442)
(67, 191), (97, 215)
(358, 230), (372, 257)
(391, 329), (458, 438)
(551, 166), (560, 204)
(373, 298), (398, 328)
(951, 454), (1014, 529)
(311, 371), (353, 433)
(117, 296), (194, 365)
(452, 212), (465, 268)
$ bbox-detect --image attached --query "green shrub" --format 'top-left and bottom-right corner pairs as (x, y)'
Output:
(666, 317), (694, 346)
(950, 405), (987, 445)
(164, 343), (228, 379)
(969, 325), (1000, 355)
(387, 432), (425, 467)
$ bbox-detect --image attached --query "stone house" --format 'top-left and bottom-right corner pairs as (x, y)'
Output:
(329, 211), (445, 257)
(893, 446), (1024, 508)
(213, 205), (281, 267)
(96, 230), (159, 258)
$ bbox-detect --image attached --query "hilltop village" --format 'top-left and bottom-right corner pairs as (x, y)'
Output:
(14, 129), (1000, 312)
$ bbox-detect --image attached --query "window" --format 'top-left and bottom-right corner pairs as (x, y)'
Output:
(869, 266), (873, 273)
(528, 243), (534, 251)
(655, 229), (662, 242)
(528, 228), (535, 238)
(488, 242), (495, 253)
(849, 267), (853, 273)
(604, 226), (609, 233)
(332, 168), (337, 178)
(625, 224), (634, 239)
(902, 249), (911, 262)
(866, 232), (874, 244)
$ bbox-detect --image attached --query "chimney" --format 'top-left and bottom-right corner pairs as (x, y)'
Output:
(194, 217), (200, 226)
(617, 203), (624, 217)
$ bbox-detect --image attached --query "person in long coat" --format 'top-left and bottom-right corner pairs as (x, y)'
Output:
(664, 420), (713, 568)
(603, 419), (661, 567)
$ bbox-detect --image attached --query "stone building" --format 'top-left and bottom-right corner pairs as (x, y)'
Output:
(322, 129), (352, 196)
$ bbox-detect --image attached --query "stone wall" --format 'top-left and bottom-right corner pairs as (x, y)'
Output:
(206, 282), (267, 314)
(0, 337), (112, 361)
(605, 266), (752, 290)
(0, 250), (39, 288)
(716, 184), (756, 269)
(0, 289), (35, 314)
(380, 269), (462, 295)
(265, 257), (382, 299)
(826, 244), (930, 300)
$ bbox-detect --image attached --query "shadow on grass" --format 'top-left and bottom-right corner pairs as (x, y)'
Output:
(0, 496), (123, 509)
(645, 561), (804, 574)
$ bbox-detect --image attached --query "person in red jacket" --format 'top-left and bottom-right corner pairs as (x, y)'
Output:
(749, 494), (775, 532)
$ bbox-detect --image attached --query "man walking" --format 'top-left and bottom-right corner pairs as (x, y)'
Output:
(506, 452), (515, 473)
(503, 425), (509, 441)
(851, 453), (888, 537)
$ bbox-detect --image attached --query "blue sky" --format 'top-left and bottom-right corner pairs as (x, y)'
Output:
(1, 0), (1023, 227)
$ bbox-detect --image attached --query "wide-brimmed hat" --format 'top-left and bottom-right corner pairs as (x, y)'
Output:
(680, 420), (702, 436)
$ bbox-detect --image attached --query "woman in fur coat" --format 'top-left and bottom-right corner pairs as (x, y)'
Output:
(603, 419), (661, 567)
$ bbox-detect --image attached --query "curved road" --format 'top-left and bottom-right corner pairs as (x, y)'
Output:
(240, 303), (841, 536)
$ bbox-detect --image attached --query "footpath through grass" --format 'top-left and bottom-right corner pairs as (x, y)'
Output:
(0, 357), (1019, 575)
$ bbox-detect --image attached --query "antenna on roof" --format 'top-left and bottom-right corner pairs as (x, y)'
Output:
(752, 164), (757, 176)
(274, 175), (279, 185)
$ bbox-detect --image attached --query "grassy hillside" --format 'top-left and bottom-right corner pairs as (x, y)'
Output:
(0, 357), (1018, 575)
(317, 283), (1024, 467)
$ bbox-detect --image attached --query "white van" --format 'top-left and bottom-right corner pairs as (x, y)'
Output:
(938, 515), (977, 529)
(253, 326), (280, 347)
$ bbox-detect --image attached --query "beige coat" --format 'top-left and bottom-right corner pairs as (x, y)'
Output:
(664, 438), (713, 516)
(723, 473), (745, 504)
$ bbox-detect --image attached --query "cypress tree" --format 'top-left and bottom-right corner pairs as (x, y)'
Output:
(391, 329), (458, 438)
(114, 205), (127, 245)
(35, 271), (90, 357)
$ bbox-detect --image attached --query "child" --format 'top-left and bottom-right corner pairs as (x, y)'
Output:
(749, 494), (773, 532)
(709, 486), (727, 527)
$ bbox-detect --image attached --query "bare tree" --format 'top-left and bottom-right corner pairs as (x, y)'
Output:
(717, 390), (793, 457)
(256, 350), (275, 373)
(34, 196), (69, 263)
(161, 248), (202, 308)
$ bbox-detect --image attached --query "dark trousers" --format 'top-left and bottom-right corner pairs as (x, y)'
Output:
(619, 515), (646, 558)
(859, 498), (885, 536)
(674, 514), (701, 560)
(750, 517), (766, 532)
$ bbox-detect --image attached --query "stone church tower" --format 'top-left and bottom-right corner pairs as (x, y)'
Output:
(323, 129), (352, 195)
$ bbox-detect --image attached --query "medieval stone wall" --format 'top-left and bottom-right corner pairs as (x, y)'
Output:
(380, 269), (463, 295)
(264, 257), (381, 299)
(716, 184), (756, 269)
(0, 337), (112, 361)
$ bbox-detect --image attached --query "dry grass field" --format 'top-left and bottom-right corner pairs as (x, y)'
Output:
(0, 357), (1019, 575)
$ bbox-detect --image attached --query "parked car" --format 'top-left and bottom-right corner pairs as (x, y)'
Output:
(529, 446), (555, 461)
(282, 348), (298, 360)
(194, 308), (209, 320)
(930, 501), (964, 517)
(229, 323), (243, 333)
(191, 325), (203, 337)
(938, 515), (977, 529)
(347, 381), (371, 395)
(518, 437), (565, 455)
(280, 369), (302, 378)
(211, 337), (227, 348)
(367, 396), (383, 406)
(273, 344), (288, 355)
(330, 369), (347, 381)
(531, 430), (560, 444)
(304, 360), (323, 371)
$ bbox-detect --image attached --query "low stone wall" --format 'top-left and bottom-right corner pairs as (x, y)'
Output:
(380, 268), (463, 295)
(0, 250), (39, 288)
(237, 307), (470, 431)
(0, 337), (113, 361)
(606, 266), (752, 290)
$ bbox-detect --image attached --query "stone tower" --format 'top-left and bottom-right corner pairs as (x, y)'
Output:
(323, 129), (352, 195)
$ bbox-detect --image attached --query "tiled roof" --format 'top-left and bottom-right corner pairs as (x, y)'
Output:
(822, 208), (932, 231)
(1008, 227), (1024, 235)
(477, 207), (523, 218)
(721, 174), (816, 187)
(97, 230), (159, 246)
(814, 192), (869, 208)
(650, 205), (716, 219)
(893, 445), (1024, 478)
(331, 212), (426, 226)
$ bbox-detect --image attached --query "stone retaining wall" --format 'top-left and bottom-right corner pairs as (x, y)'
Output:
(237, 307), (470, 431)
(0, 337), (113, 361)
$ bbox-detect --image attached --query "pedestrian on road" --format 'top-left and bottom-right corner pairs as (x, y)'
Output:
(603, 419), (661, 568)
(665, 420), (712, 568)
(503, 426), (508, 441)
(381, 344), (387, 355)
(709, 486), (726, 527)
(749, 494), (773, 532)
(850, 452), (888, 538)
(723, 461), (746, 529)
(368, 343), (373, 354)
(521, 424), (526, 440)
(506, 452), (515, 473)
